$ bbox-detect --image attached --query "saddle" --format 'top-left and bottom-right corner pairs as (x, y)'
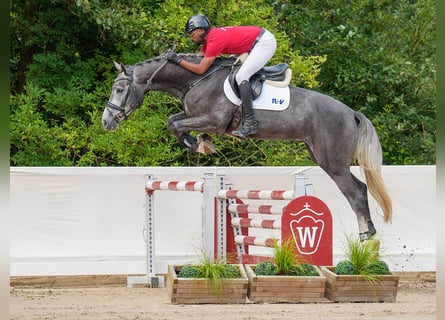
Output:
(228, 53), (292, 100)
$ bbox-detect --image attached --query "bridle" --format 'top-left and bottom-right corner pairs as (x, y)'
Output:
(105, 59), (169, 123)
(105, 72), (135, 122)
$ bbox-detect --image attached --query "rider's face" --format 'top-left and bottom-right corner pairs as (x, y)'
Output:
(189, 28), (205, 45)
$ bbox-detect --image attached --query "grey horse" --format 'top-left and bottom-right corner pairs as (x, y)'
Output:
(102, 53), (392, 240)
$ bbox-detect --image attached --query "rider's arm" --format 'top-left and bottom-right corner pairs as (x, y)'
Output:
(179, 56), (216, 75)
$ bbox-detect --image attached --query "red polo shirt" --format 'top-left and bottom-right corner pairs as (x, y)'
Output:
(200, 26), (262, 57)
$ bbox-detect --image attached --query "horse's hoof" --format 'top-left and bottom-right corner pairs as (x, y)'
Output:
(197, 133), (212, 143)
(196, 133), (216, 154)
(179, 133), (198, 152)
(359, 232), (372, 241)
(197, 141), (216, 154)
(359, 220), (377, 241)
(359, 230), (376, 241)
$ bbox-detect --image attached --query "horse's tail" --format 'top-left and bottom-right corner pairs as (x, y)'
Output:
(353, 112), (392, 223)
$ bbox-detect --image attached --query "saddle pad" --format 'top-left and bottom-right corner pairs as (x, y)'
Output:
(223, 77), (290, 111)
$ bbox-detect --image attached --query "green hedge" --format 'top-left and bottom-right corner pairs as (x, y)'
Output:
(10, 0), (435, 166)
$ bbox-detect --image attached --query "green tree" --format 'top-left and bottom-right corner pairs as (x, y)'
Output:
(271, 0), (436, 164)
(10, 0), (435, 166)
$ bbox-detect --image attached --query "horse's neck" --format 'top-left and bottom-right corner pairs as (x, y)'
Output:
(135, 56), (234, 98)
(134, 59), (197, 97)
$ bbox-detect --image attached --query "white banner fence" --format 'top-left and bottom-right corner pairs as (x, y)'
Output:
(10, 166), (436, 276)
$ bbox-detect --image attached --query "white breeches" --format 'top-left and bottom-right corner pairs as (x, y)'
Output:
(235, 29), (277, 85)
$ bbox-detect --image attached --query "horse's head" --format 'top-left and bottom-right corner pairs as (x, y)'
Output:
(102, 61), (146, 131)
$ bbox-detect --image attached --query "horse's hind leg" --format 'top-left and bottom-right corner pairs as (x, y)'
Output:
(326, 168), (377, 240)
(305, 132), (376, 239)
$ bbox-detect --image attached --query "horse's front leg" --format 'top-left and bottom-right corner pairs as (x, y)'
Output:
(167, 112), (200, 152)
(167, 112), (221, 153)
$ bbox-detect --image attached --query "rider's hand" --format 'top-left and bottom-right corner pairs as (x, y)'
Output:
(166, 50), (182, 65)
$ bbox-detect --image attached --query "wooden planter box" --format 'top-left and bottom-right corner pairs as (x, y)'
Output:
(320, 266), (399, 302)
(166, 264), (248, 304)
(245, 265), (327, 303)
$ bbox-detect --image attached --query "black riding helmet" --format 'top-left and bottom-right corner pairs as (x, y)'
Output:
(185, 14), (211, 34)
(185, 14), (211, 45)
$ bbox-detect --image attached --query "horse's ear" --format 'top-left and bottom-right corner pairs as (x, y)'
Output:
(113, 61), (122, 71)
(113, 61), (131, 75)
(120, 63), (129, 75)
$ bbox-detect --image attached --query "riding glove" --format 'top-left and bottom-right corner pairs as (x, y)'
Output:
(166, 50), (182, 65)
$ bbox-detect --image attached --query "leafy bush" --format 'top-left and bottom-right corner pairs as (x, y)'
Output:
(290, 263), (318, 276)
(335, 260), (357, 275)
(178, 264), (201, 278)
(255, 261), (277, 276)
(368, 260), (391, 276)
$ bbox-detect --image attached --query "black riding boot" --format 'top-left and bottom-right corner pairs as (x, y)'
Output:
(232, 80), (258, 138)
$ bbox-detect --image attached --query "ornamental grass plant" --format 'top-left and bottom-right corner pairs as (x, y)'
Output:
(177, 251), (241, 298)
(335, 235), (391, 283)
(255, 237), (318, 276)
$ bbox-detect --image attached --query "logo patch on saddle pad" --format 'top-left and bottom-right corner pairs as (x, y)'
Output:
(223, 77), (290, 111)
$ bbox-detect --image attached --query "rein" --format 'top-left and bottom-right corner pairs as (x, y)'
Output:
(186, 62), (235, 93)
(182, 61), (241, 100)
(146, 59), (169, 90)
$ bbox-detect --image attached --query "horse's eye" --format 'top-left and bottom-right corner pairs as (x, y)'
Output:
(116, 88), (124, 93)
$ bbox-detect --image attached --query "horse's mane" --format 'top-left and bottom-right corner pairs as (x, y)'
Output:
(135, 53), (236, 68)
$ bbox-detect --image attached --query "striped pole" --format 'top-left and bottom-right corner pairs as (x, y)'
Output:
(231, 217), (281, 229)
(234, 235), (279, 248)
(218, 189), (294, 200)
(146, 180), (204, 193)
(228, 204), (286, 215)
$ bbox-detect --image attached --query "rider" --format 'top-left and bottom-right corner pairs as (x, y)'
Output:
(166, 14), (277, 138)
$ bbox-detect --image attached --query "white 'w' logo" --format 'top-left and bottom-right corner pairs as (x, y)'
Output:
(296, 226), (318, 248)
